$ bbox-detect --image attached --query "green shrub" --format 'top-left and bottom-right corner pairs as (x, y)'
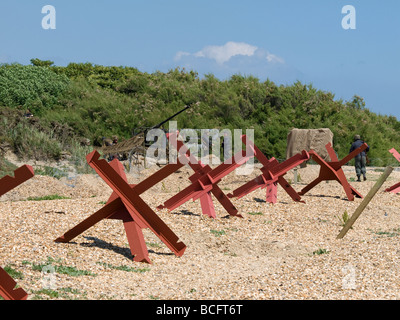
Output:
(1, 62), (400, 168)
(0, 64), (69, 113)
(7, 121), (63, 160)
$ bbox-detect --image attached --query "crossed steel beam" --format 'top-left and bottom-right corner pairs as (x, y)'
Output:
(0, 165), (34, 300)
(157, 132), (252, 218)
(228, 135), (310, 204)
(55, 130), (252, 264)
(55, 151), (186, 264)
(385, 148), (400, 194)
(0, 266), (28, 300)
(0, 165), (34, 197)
(298, 142), (368, 201)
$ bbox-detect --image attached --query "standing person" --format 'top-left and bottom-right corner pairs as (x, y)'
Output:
(349, 134), (369, 182)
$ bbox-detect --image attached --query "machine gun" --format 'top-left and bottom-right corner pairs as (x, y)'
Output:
(132, 104), (191, 146)
(101, 104), (191, 165)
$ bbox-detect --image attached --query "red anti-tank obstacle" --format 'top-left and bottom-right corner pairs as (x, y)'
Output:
(385, 148), (400, 194)
(0, 165), (34, 197)
(55, 150), (186, 264)
(298, 142), (368, 201)
(156, 132), (252, 218)
(0, 266), (28, 300)
(0, 165), (34, 300)
(227, 135), (310, 204)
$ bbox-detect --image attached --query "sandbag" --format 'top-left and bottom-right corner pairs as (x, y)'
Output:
(286, 128), (333, 167)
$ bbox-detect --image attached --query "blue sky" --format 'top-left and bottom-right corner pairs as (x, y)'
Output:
(1, 1), (399, 119)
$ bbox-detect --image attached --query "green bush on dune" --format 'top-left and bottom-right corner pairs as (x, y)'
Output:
(0, 59), (399, 168)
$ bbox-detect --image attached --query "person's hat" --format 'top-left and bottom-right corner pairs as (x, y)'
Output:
(354, 134), (361, 141)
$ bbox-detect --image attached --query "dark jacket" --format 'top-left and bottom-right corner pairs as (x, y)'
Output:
(349, 139), (369, 157)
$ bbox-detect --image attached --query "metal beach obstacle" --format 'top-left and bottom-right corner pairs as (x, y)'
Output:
(384, 148), (400, 194)
(0, 165), (34, 300)
(228, 135), (310, 204)
(0, 266), (28, 300)
(0, 165), (34, 197)
(55, 151), (186, 264)
(298, 142), (368, 201)
(157, 132), (252, 218)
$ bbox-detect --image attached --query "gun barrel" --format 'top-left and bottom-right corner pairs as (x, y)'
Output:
(150, 104), (191, 130)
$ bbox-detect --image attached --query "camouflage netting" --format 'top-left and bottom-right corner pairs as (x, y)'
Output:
(100, 135), (145, 154)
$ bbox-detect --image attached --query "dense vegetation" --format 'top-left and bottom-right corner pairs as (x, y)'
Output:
(1, 59), (400, 168)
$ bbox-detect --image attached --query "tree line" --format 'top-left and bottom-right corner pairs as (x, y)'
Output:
(0, 59), (399, 166)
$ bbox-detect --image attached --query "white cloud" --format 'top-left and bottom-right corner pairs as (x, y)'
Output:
(175, 41), (284, 66)
(172, 41), (293, 83)
(174, 51), (190, 61)
(266, 52), (285, 64)
(193, 41), (257, 65)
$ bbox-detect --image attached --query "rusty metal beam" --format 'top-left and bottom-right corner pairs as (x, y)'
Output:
(385, 148), (400, 194)
(55, 151), (186, 264)
(0, 266), (28, 300)
(0, 165), (34, 299)
(157, 133), (251, 218)
(298, 142), (367, 201)
(228, 136), (309, 204)
(0, 165), (34, 197)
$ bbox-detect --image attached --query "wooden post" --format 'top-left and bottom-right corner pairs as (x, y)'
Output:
(337, 166), (393, 239)
(294, 168), (298, 184)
